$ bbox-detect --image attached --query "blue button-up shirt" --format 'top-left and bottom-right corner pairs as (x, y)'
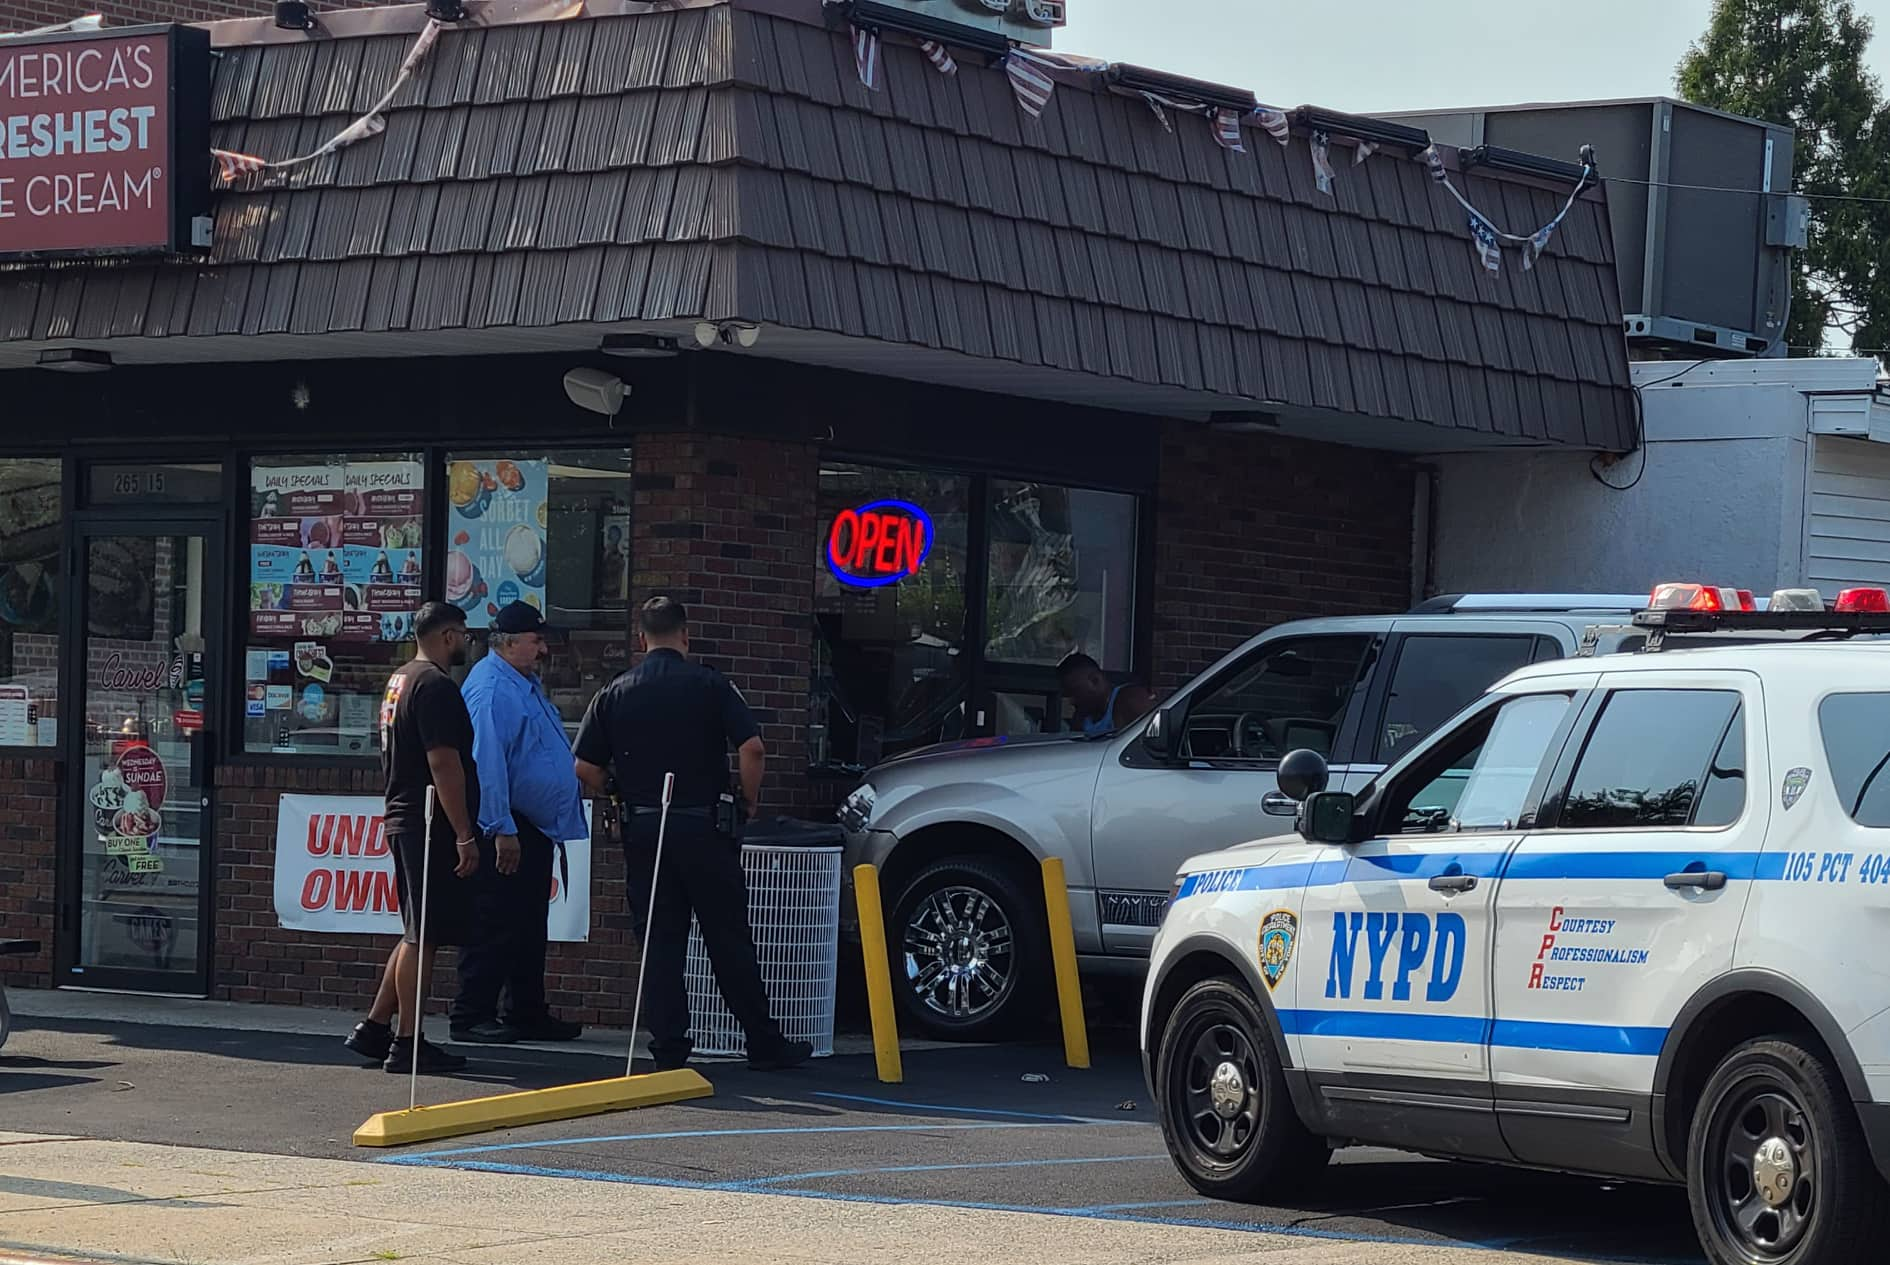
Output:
(463, 652), (590, 843)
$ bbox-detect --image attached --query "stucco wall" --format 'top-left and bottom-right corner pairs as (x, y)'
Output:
(1430, 374), (1819, 598)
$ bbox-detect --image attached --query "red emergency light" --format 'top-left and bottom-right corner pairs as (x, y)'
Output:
(826, 500), (934, 589)
(1834, 587), (1890, 613)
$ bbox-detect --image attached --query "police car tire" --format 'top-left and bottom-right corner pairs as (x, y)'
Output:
(1155, 977), (1328, 1202)
(1686, 1037), (1890, 1265)
(887, 857), (1049, 1042)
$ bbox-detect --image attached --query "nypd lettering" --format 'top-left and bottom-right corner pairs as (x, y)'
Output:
(1324, 911), (1466, 1003)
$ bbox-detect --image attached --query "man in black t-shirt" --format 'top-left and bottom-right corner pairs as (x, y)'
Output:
(346, 601), (482, 1074)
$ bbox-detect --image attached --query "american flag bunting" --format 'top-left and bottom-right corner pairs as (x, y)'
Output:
(1005, 49), (1057, 119)
(1213, 108), (1246, 152)
(1468, 210), (1503, 274)
(1422, 145), (1449, 183)
(1310, 130), (1335, 195)
(1354, 140), (1377, 166)
(920, 40), (957, 75)
(853, 24), (881, 91)
(213, 149), (268, 183)
(1523, 221), (1557, 271)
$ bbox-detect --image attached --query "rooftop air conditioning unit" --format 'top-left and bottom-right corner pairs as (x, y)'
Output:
(1387, 98), (1802, 358)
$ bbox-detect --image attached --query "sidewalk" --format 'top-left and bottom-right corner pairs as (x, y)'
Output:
(5, 988), (928, 1061)
(0, 1132), (1565, 1265)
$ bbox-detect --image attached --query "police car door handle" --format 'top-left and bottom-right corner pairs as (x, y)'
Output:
(1428, 873), (1477, 894)
(1664, 870), (1727, 891)
(1261, 792), (1299, 816)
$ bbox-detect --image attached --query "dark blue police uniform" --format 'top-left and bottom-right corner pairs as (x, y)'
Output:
(573, 648), (792, 1067)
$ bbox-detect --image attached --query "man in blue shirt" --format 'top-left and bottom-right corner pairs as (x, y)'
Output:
(450, 602), (590, 1044)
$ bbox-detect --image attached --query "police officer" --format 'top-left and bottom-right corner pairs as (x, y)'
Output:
(574, 596), (813, 1073)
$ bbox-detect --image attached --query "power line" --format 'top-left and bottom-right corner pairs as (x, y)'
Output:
(1601, 173), (1890, 207)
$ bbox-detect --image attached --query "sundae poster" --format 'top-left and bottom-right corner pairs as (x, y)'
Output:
(249, 464), (346, 640)
(90, 743), (166, 857)
(341, 460), (425, 642)
(446, 458), (547, 628)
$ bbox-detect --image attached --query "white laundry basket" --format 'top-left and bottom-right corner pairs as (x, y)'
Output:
(685, 835), (842, 1057)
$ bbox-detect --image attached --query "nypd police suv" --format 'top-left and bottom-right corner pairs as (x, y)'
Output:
(1144, 586), (1890, 1265)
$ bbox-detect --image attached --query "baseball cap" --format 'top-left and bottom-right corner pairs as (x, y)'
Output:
(492, 601), (552, 636)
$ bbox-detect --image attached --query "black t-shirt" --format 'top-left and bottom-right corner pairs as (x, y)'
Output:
(380, 659), (479, 842)
(574, 648), (759, 809)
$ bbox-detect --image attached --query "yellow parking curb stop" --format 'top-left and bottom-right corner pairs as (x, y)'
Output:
(352, 1068), (713, 1148)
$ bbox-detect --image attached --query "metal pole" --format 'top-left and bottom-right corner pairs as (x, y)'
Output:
(625, 771), (675, 1078)
(410, 785), (435, 1111)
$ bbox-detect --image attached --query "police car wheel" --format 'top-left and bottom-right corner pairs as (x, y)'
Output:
(1156, 977), (1327, 1201)
(1687, 1037), (1890, 1265)
(888, 857), (1048, 1041)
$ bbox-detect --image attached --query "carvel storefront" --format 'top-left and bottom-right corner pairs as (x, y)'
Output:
(0, 1), (1633, 1021)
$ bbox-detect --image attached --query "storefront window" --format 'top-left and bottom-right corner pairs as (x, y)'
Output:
(450, 449), (633, 733)
(243, 453), (424, 756)
(985, 480), (1137, 671)
(813, 464), (972, 772)
(0, 457), (61, 747)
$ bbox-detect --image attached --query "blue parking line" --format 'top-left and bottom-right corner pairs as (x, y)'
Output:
(809, 1091), (1127, 1125)
(396, 1155), (1691, 1258)
(382, 1121), (1102, 1164)
(743, 1154), (1167, 1186)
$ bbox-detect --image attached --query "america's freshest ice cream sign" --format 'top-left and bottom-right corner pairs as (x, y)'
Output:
(0, 25), (210, 259)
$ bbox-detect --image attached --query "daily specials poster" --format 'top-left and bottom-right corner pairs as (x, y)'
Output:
(250, 464), (346, 639)
(342, 461), (425, 641)
(446, 458), (547, 628)
(250, 461), (425, 642)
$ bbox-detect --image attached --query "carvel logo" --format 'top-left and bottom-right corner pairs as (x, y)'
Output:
(1325, 911), (1466, 1003)
(827, 500), (933, 589)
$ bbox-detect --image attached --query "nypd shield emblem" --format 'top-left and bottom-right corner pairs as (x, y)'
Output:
(1258, 910), (1298, 992)
(1782, 767), (1812, 811)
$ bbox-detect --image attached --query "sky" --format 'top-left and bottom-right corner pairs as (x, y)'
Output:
(1058, 0), (1890, 117)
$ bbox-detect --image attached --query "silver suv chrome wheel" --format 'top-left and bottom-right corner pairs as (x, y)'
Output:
(902, 884), (1016, 1022)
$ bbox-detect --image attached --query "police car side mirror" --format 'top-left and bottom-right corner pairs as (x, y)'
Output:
(1300, 790), (1357, 846)
(1142, 703), (1181, 759)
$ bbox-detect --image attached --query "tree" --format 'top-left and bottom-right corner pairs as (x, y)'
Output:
(1678, 0), (1890, 365)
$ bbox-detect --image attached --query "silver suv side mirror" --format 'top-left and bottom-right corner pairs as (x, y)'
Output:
(1142, 703), (1181, 758)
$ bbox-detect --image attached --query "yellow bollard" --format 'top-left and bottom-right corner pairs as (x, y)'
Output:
(853, 864), (904, 1084)
(1039, 857), (1090, 1070)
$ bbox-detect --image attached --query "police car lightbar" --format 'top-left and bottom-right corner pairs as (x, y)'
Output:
(1635, 582), (1890, 635)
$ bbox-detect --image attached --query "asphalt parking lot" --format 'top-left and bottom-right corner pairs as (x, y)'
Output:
(0, 1010), (1704, 1263)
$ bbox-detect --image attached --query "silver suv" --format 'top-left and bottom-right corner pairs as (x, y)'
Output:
(841, 594), (1695, 1041)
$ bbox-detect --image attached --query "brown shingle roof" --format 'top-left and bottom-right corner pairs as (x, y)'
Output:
(0, 1), (1634, 448)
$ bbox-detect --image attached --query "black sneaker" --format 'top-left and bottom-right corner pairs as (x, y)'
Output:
(748, 1039), (815, 1072)
(345, 1019), (394, 1064)
(384, 1036), (467, 1075)
(449, 1020), (521, 1045)
(508, 1013), (583, 1042)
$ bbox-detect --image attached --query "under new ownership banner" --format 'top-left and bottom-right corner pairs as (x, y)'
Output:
(272, 794), (591, 942)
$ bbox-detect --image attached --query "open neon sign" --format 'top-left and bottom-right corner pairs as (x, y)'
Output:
(827, 500), (934, 589)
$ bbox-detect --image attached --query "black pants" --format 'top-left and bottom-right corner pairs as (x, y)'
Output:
(452, 819), (556, 1028)
(624, 813), (784, 1063)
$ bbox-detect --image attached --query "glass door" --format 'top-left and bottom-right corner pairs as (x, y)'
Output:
(62, 523), (221, 994)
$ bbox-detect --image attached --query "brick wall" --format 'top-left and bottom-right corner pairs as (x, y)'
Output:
(0, 758), (58, 987)
(0, 0), (394, 30)
(631, 432), (821, 817)
(1151, 424), (1416, 690)
(214, 765), (640, 1024)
